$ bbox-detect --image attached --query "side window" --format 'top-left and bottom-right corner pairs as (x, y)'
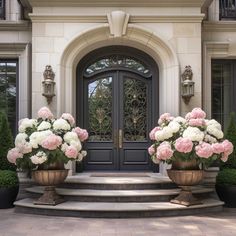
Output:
(0, 60), (18, 135)
(0, 0), (5, 20)
(212, 60), (235, 129)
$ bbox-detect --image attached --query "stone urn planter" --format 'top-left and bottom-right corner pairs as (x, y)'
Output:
(32, 162), (68, 206)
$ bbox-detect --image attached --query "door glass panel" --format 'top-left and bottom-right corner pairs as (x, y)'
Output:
(88, 77), (112, 141)
(123, 78), (147, 141)
(85, 56), (150, 76)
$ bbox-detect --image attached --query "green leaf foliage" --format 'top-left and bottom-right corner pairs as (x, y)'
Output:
(0, 170), (19, 188)
(0, 112), (16, 171)
(216, 168), (236, 186)
(221, 112), (236, 169)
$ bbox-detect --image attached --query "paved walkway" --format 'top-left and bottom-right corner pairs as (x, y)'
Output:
(0, 208), (236, 236)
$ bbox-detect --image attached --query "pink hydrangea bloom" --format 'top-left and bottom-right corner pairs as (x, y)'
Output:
(61, 113), (75, 126)
(158, 113), (173, 125)
(65, 145), (78, 159)
(73, 127), (88, 141)
(175, 137), (193, 153)
(190, 108), (206, 119)
(7, 148), (23, 164)
(149, 126), (161, 140)
(212, 143), (224, 154)
(148, 145), (156, 156)
(17, 143), (32, 154)
(41, 134), (62, 150)
(195, 142), (213, 158)
(185, 112), (193, 120)
(221, 152), (229, 162)
(188, 118), (206, 127)
(37, 107), (54, 120)
(156, 142), (173, 161)
(222, 140), (233, 155)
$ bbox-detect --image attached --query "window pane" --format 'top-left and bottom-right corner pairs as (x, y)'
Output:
(212, 61), (232, 129)
(0, 61), (17, 135)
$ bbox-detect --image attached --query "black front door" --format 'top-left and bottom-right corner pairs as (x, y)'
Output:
(77, 47), (159, 171)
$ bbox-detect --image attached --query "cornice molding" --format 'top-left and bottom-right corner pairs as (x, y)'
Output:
(27, 0), (206, 7)
(204, 41), (229, 55)
(0, 21), (31, 31)
(29, 14), (205, 23)
(0, 43), (28, 51)
(203, 21), (236, 32)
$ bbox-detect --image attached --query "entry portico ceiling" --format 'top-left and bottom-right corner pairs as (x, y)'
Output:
(21, 0), (212, 8)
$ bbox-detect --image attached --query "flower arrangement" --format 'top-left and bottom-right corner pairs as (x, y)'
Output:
(7, 107), (88, 170)
(148, 108), (233, 167)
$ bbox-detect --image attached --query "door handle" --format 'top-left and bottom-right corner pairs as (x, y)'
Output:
(114, 130), (118, 149)
(119, 129), (123, 149)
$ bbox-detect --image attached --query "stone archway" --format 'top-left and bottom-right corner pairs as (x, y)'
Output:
(58, 24), (180, 117)
(58, 24), (180, 174)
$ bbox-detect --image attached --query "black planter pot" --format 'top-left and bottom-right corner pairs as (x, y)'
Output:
(215, 184), (236, 208)
(0, 185), (19, 209)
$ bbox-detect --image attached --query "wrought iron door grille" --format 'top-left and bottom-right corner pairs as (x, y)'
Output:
(220, 0), (236, 19)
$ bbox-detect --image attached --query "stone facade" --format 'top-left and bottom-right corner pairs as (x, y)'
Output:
(1, 0), (235, 174)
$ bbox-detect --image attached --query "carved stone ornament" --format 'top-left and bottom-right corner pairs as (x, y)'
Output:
(107, 10), (130, 37)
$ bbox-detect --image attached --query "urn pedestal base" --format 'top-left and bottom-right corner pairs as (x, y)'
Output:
(170, 186), (202, 206)
(34, 186), (65, 206)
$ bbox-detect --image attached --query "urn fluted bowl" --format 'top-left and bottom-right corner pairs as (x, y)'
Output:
(167, 169), (204, 186)
(32, 169), (69, 186)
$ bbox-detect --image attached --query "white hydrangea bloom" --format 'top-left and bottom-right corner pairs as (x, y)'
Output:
(64, 132), (79, 144)
(155, 127), (173, 141)
(53, 118), (71, 130)
(77, 153), (83, 161)
(206, 119), (222, 130)
(37, 121), (51, 131)
(81, 150), (87, 157)
(30, 151), (47, 165)
(173, 116), (187, 124)
(70, 140), (82, 151)
(183, 127), (204, 142)
(15, 133), (28, 146)
(61, 143), (69, 152)
(29, 130), (53, 148)
(19, 118), (37, 133)
(207, 126), (224, 139)
(204, 134), (217, 144)
(168, 121), (181, 133)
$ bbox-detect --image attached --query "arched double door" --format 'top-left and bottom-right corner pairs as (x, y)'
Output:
(77, 46), (159, 171)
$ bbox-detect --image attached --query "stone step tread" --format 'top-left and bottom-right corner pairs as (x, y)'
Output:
(64, 176), (172, 185)
(14, 198), (223, 212)
(26, 186), (214, 197)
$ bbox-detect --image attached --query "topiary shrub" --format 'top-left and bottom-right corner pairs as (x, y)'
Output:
(0, 170), (19, 188)
(216, 168), (236, 186)
(221, 112), (236, 169)
(0, 111), (16, 171)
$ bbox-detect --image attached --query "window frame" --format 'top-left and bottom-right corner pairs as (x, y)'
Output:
(211, 59), (236, 129)
(0, 59), (19, 135)
(0, 0), (5, 20)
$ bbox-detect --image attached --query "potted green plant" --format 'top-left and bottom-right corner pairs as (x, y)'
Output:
(215, 168), (236, 207)
(215, 113), (236, 207)
(0, 170), (19, 208)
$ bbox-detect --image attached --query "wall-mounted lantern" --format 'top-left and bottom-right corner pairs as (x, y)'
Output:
(42, 65), (55, 104)
(181, 65), (194, 104)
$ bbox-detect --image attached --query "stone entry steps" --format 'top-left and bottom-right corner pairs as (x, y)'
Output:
(14, 198), (223, 218)
(14, 174), (223, 218)
(26, 186), (214, 202)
